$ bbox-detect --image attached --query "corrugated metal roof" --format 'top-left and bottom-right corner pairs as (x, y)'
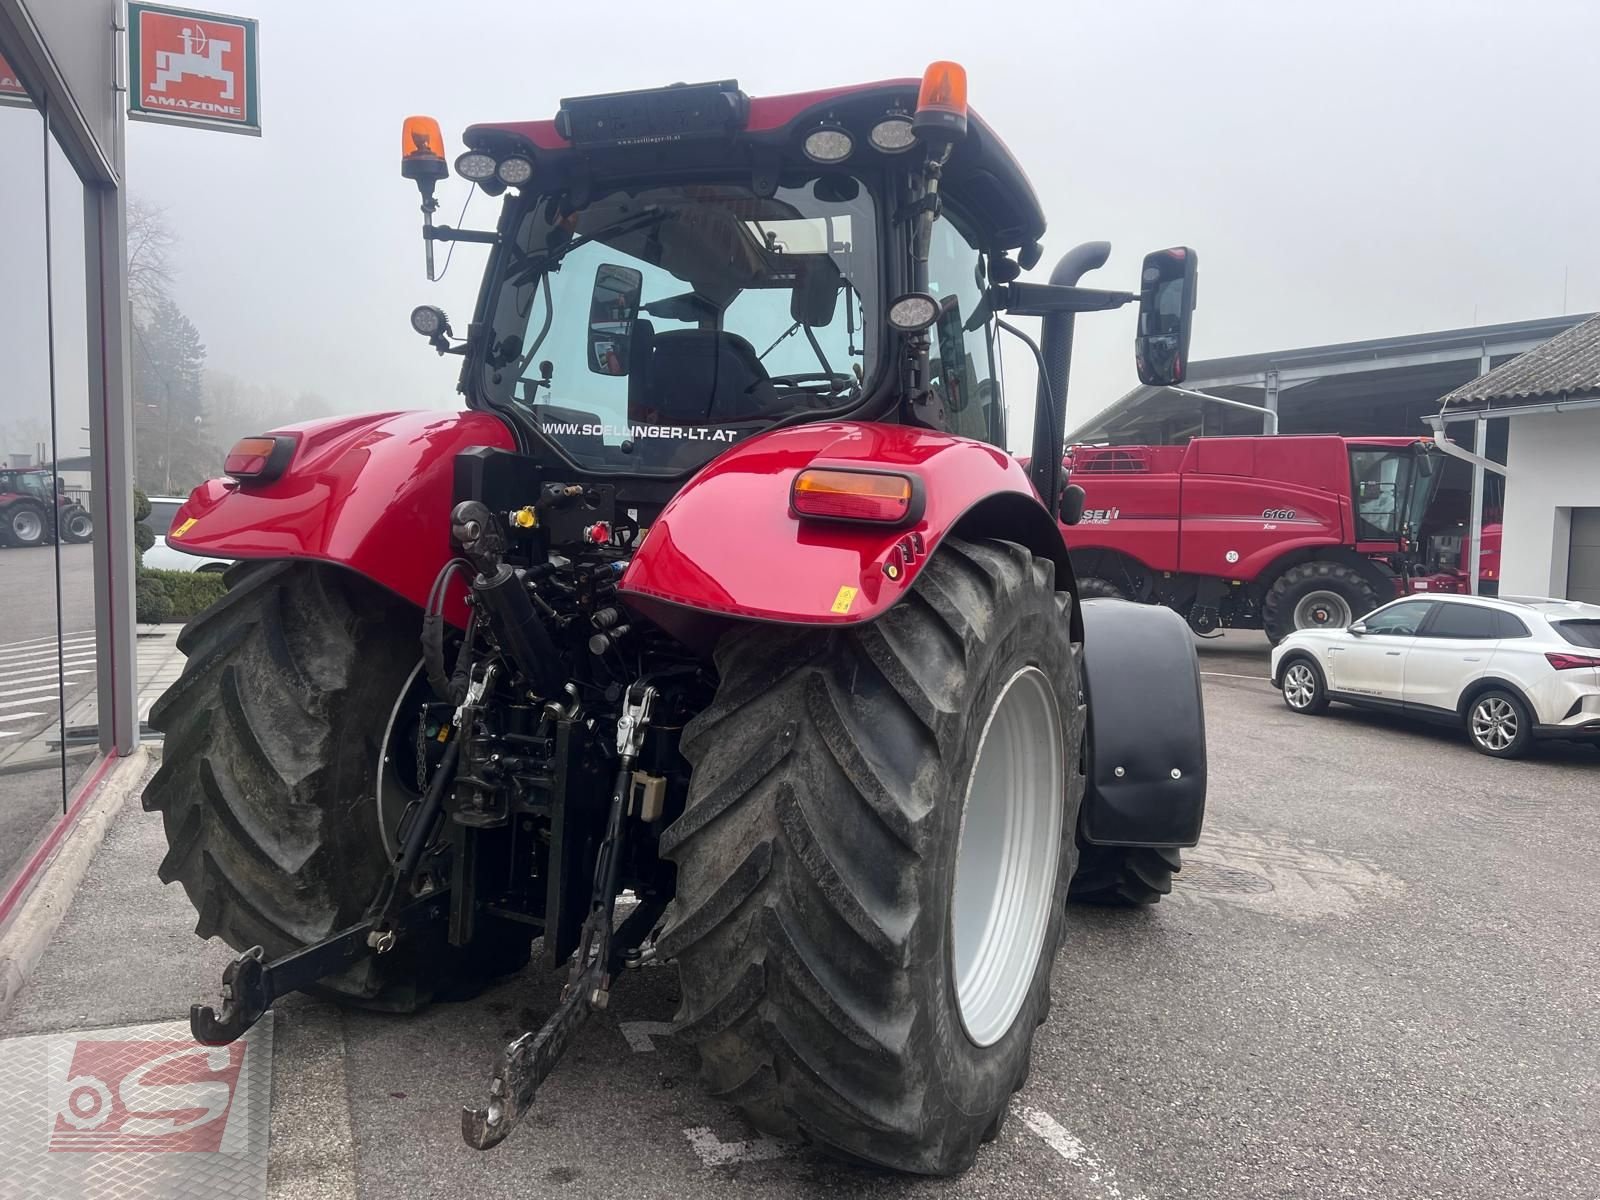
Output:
(1440, 313), (1600, 407)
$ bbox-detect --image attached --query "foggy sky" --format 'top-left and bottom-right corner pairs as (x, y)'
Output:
(44, 0), (1600, 453)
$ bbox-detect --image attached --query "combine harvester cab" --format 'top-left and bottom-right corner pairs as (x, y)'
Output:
(145, 63), (1207, 1174)
(1062, 433), (1498, 642)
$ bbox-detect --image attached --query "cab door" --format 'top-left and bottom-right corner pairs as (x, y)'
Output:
(1402, 602), (1502, 712)
(1326, 599), (1435, 698)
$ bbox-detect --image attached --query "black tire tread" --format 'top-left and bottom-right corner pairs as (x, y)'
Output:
(142, 560), (508, 1009)
(661, 537), (1085, 1174)
(1069, 844), (1182, 906)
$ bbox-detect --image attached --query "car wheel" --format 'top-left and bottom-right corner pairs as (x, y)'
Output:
(1464, 689), (1532, 759)
(1280, 657), (1329, 714)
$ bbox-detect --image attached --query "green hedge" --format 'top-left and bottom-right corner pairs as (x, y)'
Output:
(138, 567), (227, 623)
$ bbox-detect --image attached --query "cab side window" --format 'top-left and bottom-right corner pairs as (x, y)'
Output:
(1363, 600), (1434, 635)
(925, 219), (1003, 447)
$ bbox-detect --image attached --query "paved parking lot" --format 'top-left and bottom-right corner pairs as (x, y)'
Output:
(2, 633), (1596, 1199)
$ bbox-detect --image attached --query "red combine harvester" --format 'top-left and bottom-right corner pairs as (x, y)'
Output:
(144, 65), (1210, 1173)
(1060, 434), (1502, 643)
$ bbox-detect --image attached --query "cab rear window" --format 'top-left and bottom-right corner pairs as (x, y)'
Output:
(1553, 619), (1600, 649)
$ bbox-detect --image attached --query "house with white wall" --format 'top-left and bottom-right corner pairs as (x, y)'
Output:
(1433, 315), (1600, 604)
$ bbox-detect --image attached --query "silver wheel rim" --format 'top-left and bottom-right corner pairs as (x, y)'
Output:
(68, 513), (92, 538)
(12, 511), (42, 542)
(1284, 663), (1317, 709)
(950, 666), (1064, 1048)
(1470, 696), (1518, 752)
(1292, 589), (1352, 630)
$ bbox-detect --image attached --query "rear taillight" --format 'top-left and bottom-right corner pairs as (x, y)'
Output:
(791, 468), (921, 525)
(1545, 652), (1600, 671)
(224, 435), (293, 482)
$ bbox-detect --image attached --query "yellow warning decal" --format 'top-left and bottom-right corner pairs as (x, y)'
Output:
(171, 517), (198, 538)
(830, 585), (858, 614)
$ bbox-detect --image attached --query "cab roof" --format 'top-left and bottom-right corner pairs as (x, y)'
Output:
(464, 77), (1047, 253)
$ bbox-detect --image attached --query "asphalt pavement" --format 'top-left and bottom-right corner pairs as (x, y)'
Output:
(2, 632), (1597, 1199)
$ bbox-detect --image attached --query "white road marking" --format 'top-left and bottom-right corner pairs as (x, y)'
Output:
(0, 647), (97, 669)
(0, 694), (63, 709)
(1200, 670), (1268, 681)
(618, 1021), (675, 1053)
(0, 683), (64, 699)
(0, 711), (46, 723)
(1017, 1107), (1147, 1199)
(0, 632), (95, 653)
(0, 666), (91, 685)
(683, 1126), (795, 1168)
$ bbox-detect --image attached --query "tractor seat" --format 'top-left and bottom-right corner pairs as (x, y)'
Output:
(627, 326), (777, 426)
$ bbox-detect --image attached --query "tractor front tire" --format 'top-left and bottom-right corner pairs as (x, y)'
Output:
(1068, 844), (1181, 906)
(660, 538), (1086, 1175)
(1262, 561), (1381, 645)
(143, 560), (529, 1010)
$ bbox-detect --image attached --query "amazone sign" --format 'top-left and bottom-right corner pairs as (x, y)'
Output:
(128, 4), (259, 136)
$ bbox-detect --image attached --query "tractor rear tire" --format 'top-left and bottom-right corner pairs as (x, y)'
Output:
(660, 538), (1086, 1175)
(143, 560), (530, 1010)
(1262, 561), (1381, 645)
(4, 502), (49, 548)
(1075, 576), (1126, 601)
(1068, 844), (1181, 906)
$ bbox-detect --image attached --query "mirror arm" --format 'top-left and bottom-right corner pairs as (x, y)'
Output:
(424, 225), (501, 245)
(995, 282), (1137, 316)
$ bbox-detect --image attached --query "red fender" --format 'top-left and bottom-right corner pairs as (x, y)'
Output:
(167, 409), (515, 612)
(619, 422), (1069, 639)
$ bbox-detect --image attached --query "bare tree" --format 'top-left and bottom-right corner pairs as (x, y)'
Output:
(127, 197), (176, 322)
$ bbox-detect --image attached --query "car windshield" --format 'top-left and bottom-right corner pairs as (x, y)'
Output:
(478, 176), (880, 476)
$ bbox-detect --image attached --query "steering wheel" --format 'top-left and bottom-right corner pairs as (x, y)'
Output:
(747, 372), (855, 394)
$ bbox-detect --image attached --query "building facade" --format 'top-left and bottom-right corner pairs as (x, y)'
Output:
(1435, 315), (1600, 604)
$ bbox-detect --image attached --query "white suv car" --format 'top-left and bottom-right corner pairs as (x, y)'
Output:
(1270, 593), (1600, 758)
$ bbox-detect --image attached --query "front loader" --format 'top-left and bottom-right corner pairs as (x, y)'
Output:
(144, 63), (1207, 1174)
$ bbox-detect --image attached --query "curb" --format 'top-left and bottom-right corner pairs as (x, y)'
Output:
(0, 746), (150, 1019)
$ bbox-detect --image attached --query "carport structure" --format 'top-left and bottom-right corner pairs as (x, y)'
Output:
(1068, 313), (1591, 446)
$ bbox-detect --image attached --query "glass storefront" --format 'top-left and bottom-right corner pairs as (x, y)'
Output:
(0, 40), (108, 892)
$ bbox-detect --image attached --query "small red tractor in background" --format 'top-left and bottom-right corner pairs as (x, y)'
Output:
(1060, 434), (1503, 643)
(0, 467), (93, 547)
(145, 64), (1208, 1173)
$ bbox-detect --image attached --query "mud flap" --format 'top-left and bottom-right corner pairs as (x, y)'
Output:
(1077, 598), (1206, 846)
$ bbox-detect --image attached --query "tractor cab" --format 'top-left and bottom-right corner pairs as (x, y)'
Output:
(397, 68), (1194, 511)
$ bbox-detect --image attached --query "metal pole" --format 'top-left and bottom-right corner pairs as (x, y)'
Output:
(1466, 416), (1487, 595)
(1263, 369), (1280, 436)
(1166, 387), (1279, 434)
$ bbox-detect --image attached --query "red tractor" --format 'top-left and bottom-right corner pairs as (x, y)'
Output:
(0, 468), (93, 547)
(1060, 434), (1503, 643)
(145, 65), (1208, 1174)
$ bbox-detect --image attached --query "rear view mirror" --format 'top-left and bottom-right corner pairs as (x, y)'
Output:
(587, 263), (643, 377)
(1134, 247), (1198, 387)
(1059, 483), (1086, 526)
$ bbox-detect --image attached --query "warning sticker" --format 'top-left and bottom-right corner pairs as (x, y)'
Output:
(170, 518), (197, 538)
(830, 586), (858, 615)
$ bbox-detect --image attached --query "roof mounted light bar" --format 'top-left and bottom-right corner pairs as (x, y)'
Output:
(555, 80), (749, 148)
